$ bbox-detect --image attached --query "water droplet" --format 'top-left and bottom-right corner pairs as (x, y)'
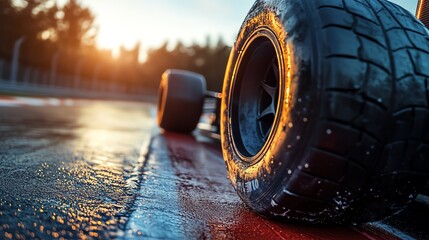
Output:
(326, 129), (332, 135)
(303, 117), (308, 122)
(296, 135), (301, 140)
(304, 163), (309, 168)
(288, 122), (293, 128)
(377, 98), (382, 103)
(287, 169), (292, 174)
(298, 98), (302, 103)
(366, 151), (370, 155)
(271, 199), (278, 207)
(298, 165), (302, 170)
(287, 145), (292, 149)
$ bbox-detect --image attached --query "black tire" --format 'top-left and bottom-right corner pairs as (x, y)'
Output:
(157, 69), (206, 133)
(221, 0), (429, 223)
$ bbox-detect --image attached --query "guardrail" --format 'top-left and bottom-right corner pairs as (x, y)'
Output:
(0, 57), (155, 101)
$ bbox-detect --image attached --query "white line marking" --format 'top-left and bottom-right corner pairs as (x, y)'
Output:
(123, 134), (185, 239)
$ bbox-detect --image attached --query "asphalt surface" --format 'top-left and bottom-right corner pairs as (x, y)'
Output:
(0, 99), (154, 239)
(0, 97), (428, 239)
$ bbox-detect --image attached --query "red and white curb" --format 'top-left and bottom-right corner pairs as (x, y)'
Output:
(0, 96), (82, 107)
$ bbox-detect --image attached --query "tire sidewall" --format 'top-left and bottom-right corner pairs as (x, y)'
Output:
(221, 0), (317, 212)
(157, 70), (206, 133)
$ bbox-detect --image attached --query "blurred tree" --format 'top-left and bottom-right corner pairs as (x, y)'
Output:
(56, 0), (96, 50)
(207, 36), (230, 91)
(15, 0), (58, 40)
(0, 0), (57, 59)
(0, 0), (230, 95)
(119, 42), (140, 66)
(140, 37), (231, 92)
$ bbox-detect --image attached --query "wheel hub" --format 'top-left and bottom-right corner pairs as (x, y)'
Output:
(229, 30), (282, 160)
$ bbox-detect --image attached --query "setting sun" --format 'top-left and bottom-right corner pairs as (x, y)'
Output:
(73, 0), (255, 61)
(96, 21), (140, 58)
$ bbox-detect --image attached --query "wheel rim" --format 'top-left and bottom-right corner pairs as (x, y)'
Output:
(229, 29), (283, 161)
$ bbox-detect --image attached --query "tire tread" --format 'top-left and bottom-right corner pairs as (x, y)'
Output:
(273, 0), (429, 222)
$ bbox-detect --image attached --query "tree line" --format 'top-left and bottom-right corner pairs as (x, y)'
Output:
(0, 0), (231, 93)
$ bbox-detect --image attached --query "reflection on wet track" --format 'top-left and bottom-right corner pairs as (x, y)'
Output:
(0, 98), (428, 239)
(0, 101), (155, 239)
(138, 133), (387, 239)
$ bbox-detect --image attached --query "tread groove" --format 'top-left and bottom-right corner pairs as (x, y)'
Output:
(322, 24), (353, 30)
(325, 88), (360, 93)
(322, 118), (381, 142)
(317, 5), (345, 11)
(311, 146), (348, 160)
(366, 0), (397, 109)
(325, 54), (391, 73)
(361, 94), (388, 111)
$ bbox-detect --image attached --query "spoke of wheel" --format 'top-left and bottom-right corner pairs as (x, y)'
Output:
(263, 125), (273, 140)
(258, 102), (275, 120)
(261, 82), (276, 99)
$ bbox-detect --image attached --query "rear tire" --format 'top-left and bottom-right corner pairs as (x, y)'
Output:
(157, 69), (206, 133)
(221, 0), (429, 223)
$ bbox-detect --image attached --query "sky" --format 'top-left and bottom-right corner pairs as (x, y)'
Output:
(61, 0), (419, 61)
(71, 0), (255, 60)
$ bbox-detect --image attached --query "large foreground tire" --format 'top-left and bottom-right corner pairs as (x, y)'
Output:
(157, 69), (206, 133)
(221, 0), (429, 223)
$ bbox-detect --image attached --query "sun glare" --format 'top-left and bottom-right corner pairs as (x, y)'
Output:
(94, 18), (139, 58)
(79, 0), (256, 62)
(97, 34), (123, 58)
(96, 26), (144, 59)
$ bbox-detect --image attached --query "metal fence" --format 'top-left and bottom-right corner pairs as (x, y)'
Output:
(0, 57), (152, 101)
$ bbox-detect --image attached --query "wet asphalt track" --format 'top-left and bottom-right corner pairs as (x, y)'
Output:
(0, 97), (428, 239)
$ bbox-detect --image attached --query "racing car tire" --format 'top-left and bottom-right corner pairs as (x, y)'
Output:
(157, 69), (206, 133)
(221, 0), (429, 223)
